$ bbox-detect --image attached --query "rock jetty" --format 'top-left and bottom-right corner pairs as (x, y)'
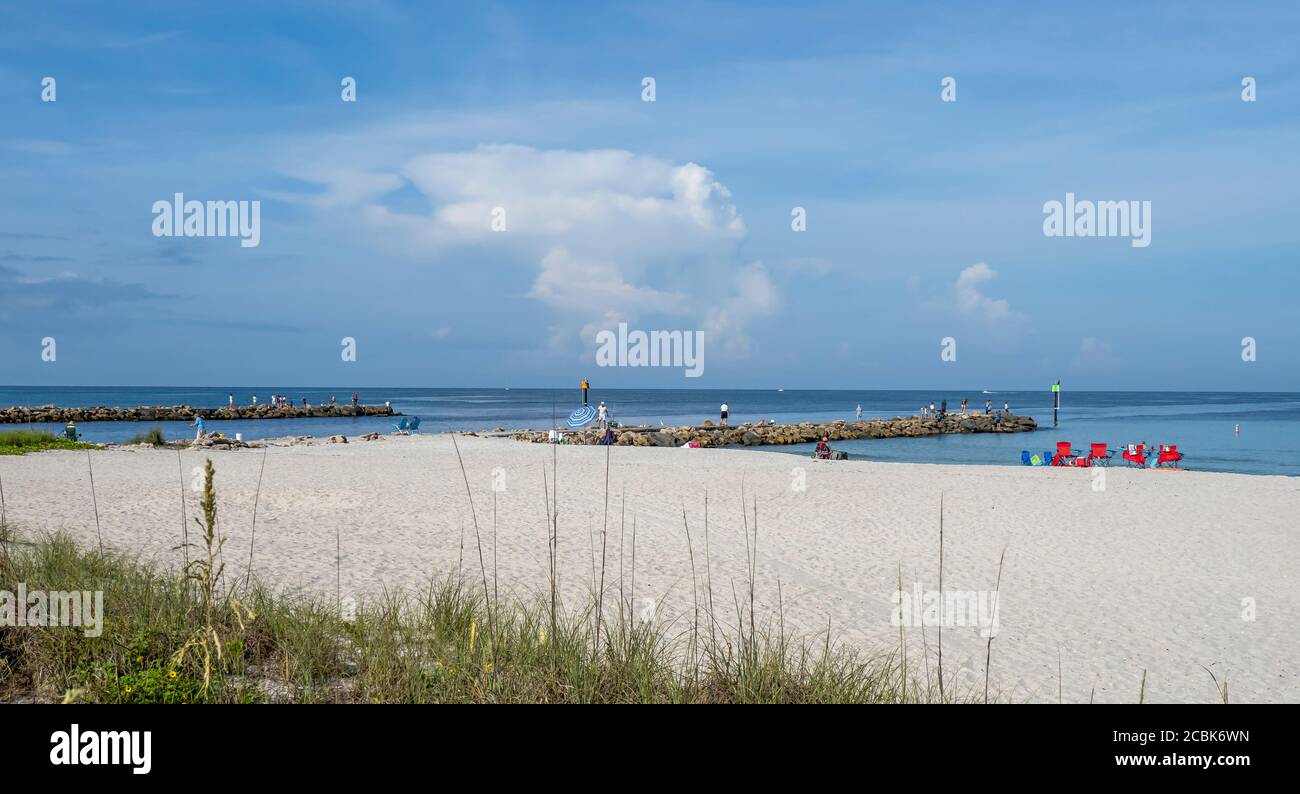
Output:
(0, 404), (396, 424)
(505, 412), (1036, 448)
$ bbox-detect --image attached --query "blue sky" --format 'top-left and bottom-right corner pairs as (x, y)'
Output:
(1, 1), (1297, 390)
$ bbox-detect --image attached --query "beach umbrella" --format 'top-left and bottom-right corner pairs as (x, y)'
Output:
(566, 405), (597, 428)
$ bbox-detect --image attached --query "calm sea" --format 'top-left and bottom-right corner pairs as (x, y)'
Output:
(2, 387), (1296, 476)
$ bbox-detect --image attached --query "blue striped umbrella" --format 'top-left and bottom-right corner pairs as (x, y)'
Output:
(566, 404), (597, 428)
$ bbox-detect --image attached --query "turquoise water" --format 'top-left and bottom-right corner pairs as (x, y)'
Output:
(1, 387), (1295, 476)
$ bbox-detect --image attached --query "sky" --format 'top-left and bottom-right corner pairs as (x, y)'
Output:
(1, 1), (1297, 390)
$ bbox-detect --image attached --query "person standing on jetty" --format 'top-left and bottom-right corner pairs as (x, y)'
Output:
(581, 378), (590, 405)
(597, 400), (608, 429)
(352, 392), (359, 408)
(856, 403), (862, 420)
(720, 401), (729, 426)
(961, 398), (968, 415)
(228, 393), (234, 408)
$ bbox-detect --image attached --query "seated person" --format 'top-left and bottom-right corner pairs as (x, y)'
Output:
(815, 436), (832, 459)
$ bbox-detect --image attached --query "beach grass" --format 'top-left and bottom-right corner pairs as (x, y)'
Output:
(0, 450), (992, 704)
(0, 528), (964, 703)
(0, 430), (96, 456)
(124, 426), (168, 447)
(0, 450), (961, 704)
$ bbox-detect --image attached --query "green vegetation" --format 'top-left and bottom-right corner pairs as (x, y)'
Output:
(0, 535), (952, 704)
(0, 430), (95, 456)
(0, 459), (961, 704)
(124, 426), (168, 446)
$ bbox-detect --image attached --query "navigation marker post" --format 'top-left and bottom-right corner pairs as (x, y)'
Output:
(1052, 380), (1060, 427)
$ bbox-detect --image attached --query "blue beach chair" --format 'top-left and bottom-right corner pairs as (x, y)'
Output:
(407, 416), (421, 434)
(392, 417), (410, 434)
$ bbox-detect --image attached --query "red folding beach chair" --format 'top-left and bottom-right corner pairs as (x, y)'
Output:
(1051, 441), (1078, 467)
(1155, 444), (1183, 468)
(1086, 442), (1112, 467)
(1120, 444), (1147, 467)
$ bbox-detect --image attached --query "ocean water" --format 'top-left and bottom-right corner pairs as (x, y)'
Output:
(1, 387), (1296, 476)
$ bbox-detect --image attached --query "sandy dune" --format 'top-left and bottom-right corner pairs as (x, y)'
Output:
(2, 433), (1296, 703)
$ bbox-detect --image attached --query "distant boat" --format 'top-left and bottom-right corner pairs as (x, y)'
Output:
(777, 388), (784, 392)
(982, 389), (994, 394)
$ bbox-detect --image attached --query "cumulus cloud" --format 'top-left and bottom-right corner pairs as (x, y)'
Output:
(954, 262), (1015, 322)
(532, 247), (688, 315)
(703, 263), (778, 355)
(289, 143), (771, 351)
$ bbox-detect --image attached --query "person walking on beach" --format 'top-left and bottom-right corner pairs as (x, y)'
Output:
(581, 378), (590, 405)
(720, 401), (729, 427)
(192, 415), (206, 441)
(856, 403), (862, 420)
(597, 400), (608, 429)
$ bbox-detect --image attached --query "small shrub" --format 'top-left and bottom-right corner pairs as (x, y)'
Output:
(125, 426), (167, 446)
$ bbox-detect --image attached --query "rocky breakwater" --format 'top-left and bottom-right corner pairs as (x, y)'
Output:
(506, 412), (1036, 448)
(0, 404), (396, 424)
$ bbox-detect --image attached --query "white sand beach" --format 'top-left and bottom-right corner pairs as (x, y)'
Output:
(2, 434), (1296, 703)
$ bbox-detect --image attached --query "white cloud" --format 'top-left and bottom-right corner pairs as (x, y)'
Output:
(954, 262), (1015, 322)
(532, 247), (688, 315)
(703, 263), (778, 355)
(288, 143), (770, 351)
